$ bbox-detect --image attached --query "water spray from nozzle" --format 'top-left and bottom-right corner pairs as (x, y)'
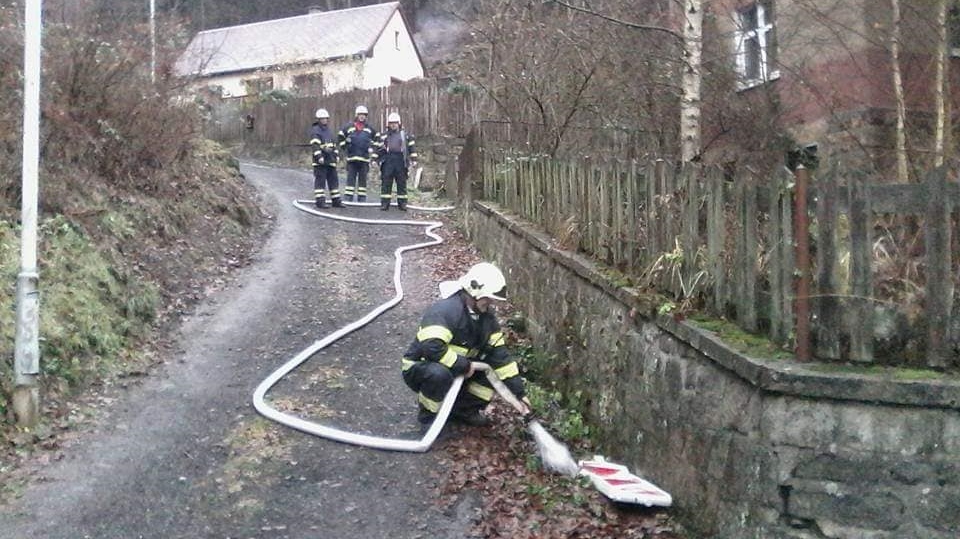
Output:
(528, 420), (580, 477)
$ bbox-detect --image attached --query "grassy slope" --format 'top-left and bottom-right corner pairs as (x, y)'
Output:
(0, 140), (267, 448)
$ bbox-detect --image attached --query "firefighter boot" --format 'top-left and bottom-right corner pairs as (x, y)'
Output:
(380, 199), (390, 211)
(416, 406), (454, 441)
(397, 200), (407, 211)
(451, 408), (491, 427)
(315, 196), (327, 209)
(331, 197), (344, 208)
(417, 406), (435, 433)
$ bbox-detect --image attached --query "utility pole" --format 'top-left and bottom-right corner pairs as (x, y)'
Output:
(150, 0), (156, 84)
(13, 0), (43, 427)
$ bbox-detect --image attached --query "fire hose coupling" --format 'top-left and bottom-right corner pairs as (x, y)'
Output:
(471, 362), (530, 416)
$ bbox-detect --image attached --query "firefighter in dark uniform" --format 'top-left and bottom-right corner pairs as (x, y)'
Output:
(337, 105), (378, 202)
(309, 108), (343, 209)
(402, 262), (531, 430)
(372, 112), (417, 211)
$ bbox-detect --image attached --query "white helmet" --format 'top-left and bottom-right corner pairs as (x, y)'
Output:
(459, 262), (507, 301)
(387, 112), (401, 124)
(355, 105), (369, 115)
(315, 108), (330, 119)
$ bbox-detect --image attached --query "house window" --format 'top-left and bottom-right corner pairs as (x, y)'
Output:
(395, 30), (400, 50)
(734, 1), (779, 90)
(293, 73), (324, 96)
(243, 76), (273, 96)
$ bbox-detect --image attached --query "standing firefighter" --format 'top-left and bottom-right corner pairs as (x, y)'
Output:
(401, 262), (531, 431)
(373, 112), (417, 211)
(337, 105), (378, 202)
(309, 108), (343, 209)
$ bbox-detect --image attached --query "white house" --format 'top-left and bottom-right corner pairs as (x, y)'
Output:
(174, 2), (425, 98)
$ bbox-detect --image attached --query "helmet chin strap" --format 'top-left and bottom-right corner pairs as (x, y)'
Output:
(464, 293), (479, 313)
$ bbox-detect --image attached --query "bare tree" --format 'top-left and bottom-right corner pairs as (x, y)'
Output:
(544, 0), (702, 161)
(444, 0), (682, 158)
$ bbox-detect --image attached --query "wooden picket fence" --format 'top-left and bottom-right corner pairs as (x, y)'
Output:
(479, 143), (960, 369)
(203, 78), (959, 368)
(203, 78), (660, 158)
(203, 78), (480, 146)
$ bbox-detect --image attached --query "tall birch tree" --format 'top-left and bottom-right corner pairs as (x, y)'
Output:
(890, 0), (909, 181)
(933, 0), (949, 167)
(680, 0), (703, 162)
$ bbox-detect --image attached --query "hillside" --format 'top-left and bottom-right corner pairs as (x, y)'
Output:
(0, 3), (268, 437)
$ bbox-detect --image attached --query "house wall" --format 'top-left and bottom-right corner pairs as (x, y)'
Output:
(188, 11), (422, 99)
(199, 74), (251, 99)
(708, 0), (878, 142)
(192, 58), (367, 99)
(462, 199), (960, 539)
(364, 10), (425, 88)
(311, 60), (367, 94)
(706, 0), (960, 171)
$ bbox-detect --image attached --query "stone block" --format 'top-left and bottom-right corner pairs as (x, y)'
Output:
(658, 333), (682, 355)
(785, 480), (904, 531)
(872, 409), (943, 455)
(763, 396), (838, 449)
(794, 453), (888, 484)
(766, 445), (809, 486)
(835, 406), (942, 455)
(889, 524), (957, 539)
(932, 460), (960, 486)
(712, 372), (762, 433)
(758, 527), (829, 539)
(942, 411), (960, 454)
(917, 486), (960, 532)
(889, 460), (938, 486)
(817, 521), (899, 539)
(833, 405), (876, 452)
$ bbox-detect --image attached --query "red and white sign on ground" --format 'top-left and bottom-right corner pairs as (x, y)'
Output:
(578, 456), (673, 507)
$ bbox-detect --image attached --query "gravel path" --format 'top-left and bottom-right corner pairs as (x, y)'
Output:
(0, 162), (477, 539)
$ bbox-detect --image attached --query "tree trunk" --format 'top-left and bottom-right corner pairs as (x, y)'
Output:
(680, 0), (703, 162)
(934, 0), (949, 167)
(891, 0), (909, 181)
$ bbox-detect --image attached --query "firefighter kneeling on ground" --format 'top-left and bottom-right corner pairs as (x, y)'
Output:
(401, 262), (531, 432)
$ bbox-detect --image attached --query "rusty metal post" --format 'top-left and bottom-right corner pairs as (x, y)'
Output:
(793, 165), (812, 361)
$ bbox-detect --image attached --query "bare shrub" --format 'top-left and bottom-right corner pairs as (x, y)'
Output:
(41, 12), (199, 193)
(0, 3), (202, 217)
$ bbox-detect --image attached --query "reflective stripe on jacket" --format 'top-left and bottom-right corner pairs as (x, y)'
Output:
(372, 128), (417, 167)
(402, 292), (525, 399)
(309, 122), (338, 166)
(337, 121), (378, 162)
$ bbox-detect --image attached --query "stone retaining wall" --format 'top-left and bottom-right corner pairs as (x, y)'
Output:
(463, 200), (960, 539)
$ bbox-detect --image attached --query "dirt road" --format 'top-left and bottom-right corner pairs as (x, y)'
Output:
(0, 162), (477, 539)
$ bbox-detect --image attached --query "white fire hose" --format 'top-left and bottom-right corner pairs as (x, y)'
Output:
(253, 172), (660, 485)
(252, 197), (527, 452)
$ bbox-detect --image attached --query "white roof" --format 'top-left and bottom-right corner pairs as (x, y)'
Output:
(175, 2), (401, 77)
